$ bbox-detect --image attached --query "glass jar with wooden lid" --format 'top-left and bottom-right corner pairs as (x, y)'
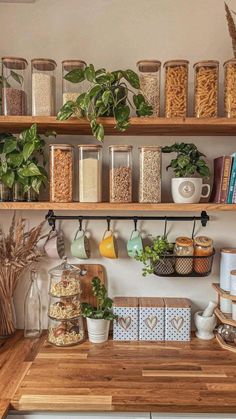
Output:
(62, 60), (86, 109)
(193, 60), (219, 118)
(49, 144), (74, 203)
(139, 146), (161, 203)
(2, 57), (28, 116)
(109, 145), (132, 203)
(224, 59), (236, 118)
(164, 59), (189, 118)
(31, 58), (57, 116)
(136, 60), (161, 116)
(193, 236), (213, 274)
(78, 144), (102, 202)
(174, 237), (194, 275)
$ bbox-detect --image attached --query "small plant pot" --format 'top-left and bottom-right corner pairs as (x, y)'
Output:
(86, 318), (110, 343)
(194, 310), (217, 340)
(171, 177), (210, 204)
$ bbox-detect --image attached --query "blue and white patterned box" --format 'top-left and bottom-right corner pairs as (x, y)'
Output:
(113, 297), (139, 341)
(164, 298), (191, 341)
(139, 298), (165, 341)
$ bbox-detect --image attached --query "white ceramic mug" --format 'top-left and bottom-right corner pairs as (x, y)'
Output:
(171, 177), (210, 204)
(44, 229), (65, 259)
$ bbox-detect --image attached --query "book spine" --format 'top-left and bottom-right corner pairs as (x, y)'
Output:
(210, 157), (224, 203)
(220, 156), (232, 203)
(227, 157), (236, 203)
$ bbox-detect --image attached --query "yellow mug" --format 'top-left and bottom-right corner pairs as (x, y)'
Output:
(99, 230), (118, 259)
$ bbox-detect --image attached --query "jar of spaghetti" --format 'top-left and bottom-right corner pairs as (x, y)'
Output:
(193, 60), (219, 118)
(164, 60), (189, 118)
(224, 59), (236, 118)
(193, 236), (213, 274)
(174, 237), (194, 275)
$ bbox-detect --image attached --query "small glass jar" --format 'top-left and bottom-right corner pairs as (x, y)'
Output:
(164, 59), (189, 118)
(136, 60), (161, 116)
(25, 187), (38, 202)
(139, 146), (161, 203)
(12, 182), (25, 202)
(48, 317), (84, 346)
(62, 60), (86, 109)
(193, 60), (219, 118)
(174, 237), (194, 275)
(2, 56), (28, 116)
(48, 295), (81, 320)
(0, 181), (11, 202)
(49, 144), (74, 203)
(78, 144), (102, 202)
(31, 58), (57, 116)
(193, 236), (213, 274)
(109, 145), (132, 203)
(224, 59), (236, 118)
(49, 258), (82, 298)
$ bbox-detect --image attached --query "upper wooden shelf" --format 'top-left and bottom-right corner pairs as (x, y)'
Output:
(1, 116), (236, 136)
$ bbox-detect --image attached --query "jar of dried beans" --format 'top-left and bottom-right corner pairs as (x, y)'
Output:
(139, 146), (161, 203)
(2, 57), (28, 116)
(174, 237), (194, 275)
(62, 60), (86, 111)
(193, 236), (213, 274)
(136, 60), (161, 116)
(224, 59), (236, 118)
(164, 59), (189, 118)
(49, 144), (74, 202)
(193, 60), (219, 118)
(32, 58), (57, 116)
(78, 144), (102, 202)
(109, 145), (132, 203)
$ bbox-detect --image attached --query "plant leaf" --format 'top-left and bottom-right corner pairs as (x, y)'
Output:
(85, 64), (95, 82)
(123, 69), (140, 89)
(7, 153), (23, 168)
(3, 138), (17, 154)
(18, 162), (42, 177)
(10, 70), (23, 86)
(23, 142), (35, 161)
(2, 171), (14, 188)
(64, 68), (85, 83)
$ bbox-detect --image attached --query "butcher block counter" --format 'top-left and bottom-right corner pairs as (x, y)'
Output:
(1, 332), (236, 417)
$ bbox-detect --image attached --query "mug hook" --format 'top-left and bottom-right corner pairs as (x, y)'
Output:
(192, 217), (196, 239)
(78, 216), (83, 231)
(163, 217), (167, 238)
(107, 216), (111, 231)
(133, 217), (138, 231)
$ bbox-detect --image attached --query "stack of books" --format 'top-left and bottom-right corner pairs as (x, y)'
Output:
(211, 155), (236, 203)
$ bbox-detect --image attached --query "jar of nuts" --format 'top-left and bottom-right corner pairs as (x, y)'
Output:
(109, 145), (132, 203)
(62, 60), (86, 111)
(49, 144), (74, 202)
(136, 60), (161, 116)
(139, 146), (161, 203)
(193, 60), (219, 118)
(164, 59), (189, 118)
(224, 59), (236, 118)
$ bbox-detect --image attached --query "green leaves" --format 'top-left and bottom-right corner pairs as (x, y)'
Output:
(2, 171), (15, 188)
(135, 236), (174, 276)
(3, 138), (17, 154)
(57, 101), (75, 120)
(134, 94), (153, 116)
(23, 142), (35, 161)
(18, 162), (42, 177)
(64, 68), (85, 83)
(82, 277), (117, 320)
(122, 69), (140, 89)
(10, 70), (23, 86)
(85, 64), (96, 82)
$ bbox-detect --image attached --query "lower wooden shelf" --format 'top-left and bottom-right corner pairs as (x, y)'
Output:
(214, 307), (236, 327)
(215, 333), (236, 354)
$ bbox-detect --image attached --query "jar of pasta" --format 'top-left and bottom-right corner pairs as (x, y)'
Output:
(2, 57), (28, 116)
(78, 144), (102, 202)
(224, 59), (236, 118)
(48, 295), (81, 320)
(109, 145), (132, 203)
(49, 144), (74, 202)
(174, 237), (194, 275)
(193, 60), (219, 118)
(32, 58), (56, 116)
(62, 60), (86, 110)
(164, 60), (189, 118)
(193, 236), (213, 274)
(136, 60), (161, 116)
(139, 146), (161, 203)
(48, 317), (84, 346)
(49, 258), (82, 298)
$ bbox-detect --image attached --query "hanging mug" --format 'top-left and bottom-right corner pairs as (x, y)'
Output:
(127, 230), (143, 258)
(71, 229), (90, 259)
(44, 229), (65, 259)
(99, 229), (118, 259)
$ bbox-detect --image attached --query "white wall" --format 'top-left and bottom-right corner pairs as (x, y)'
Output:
(0, 0), (235, 328)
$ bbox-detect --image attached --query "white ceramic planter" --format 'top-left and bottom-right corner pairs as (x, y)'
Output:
(86, 318), (110, 343)
(171, 177), (210, 203)
(194, 310), (217, 340)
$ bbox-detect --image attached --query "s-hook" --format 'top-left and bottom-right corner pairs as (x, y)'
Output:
(163, 217), (167, 238)
(192, 217), (196, 239)
(78, 216), (83, 231)
(133, 217), (138, 231)
(107, 216), (111, 231)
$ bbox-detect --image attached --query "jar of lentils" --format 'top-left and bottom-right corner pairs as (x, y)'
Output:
(49, 144), (74, 202)
(136, 60), (161, 116)
(2, 56), (28, 116)
(164, 60), (189, 118)
(174, 237), (194, 275)
(224, 59), (236, 118)
(193, 60), (219, 118)
(193, 236), (213, 274)
(109, 145), (132, 203)
(139, 146), (161, 203)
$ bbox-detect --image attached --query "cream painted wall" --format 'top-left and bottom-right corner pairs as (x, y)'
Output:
(0, 0), (235, 328)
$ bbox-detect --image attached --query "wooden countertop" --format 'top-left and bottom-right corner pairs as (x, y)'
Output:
(2, 332), (236, 416)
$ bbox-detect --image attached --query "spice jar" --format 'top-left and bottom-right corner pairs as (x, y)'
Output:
(164, 60), (189, 118)
(49, 257), (82, 298)
(32, 58), (57, 116)
(174, 237), (194, 275)
(136, 60), (161, 116)
(193, 236), (213, 274)
(193, 60), (219, 118)
(78, 144), (102, 202)
(109, 145), (132, 203)
(139, 146), (161, 203)
(48, 295), (81, 320)
(224, 59), (236, 118)
(49, 144), (74, 203)
(62, 60), (86, 110)
(48, 317), (84, 346)
(2, 57), (28, 116)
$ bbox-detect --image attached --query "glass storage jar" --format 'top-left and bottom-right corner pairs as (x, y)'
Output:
(24, 270), (42, 338)
(174, 237), (194, 275)
(139, 146), (161, 203)
(48, 294), (81, 320)
(164, 59), (189, 118)
(62, 60), (86, 110)
(193, 236), (213, 274)
(109, 145), (132, 203)
(78, 144), (102, 202)
(49, 257), (82, 298)
(48, 317), (84, 346)
(31, 58), (56, 116)
(136, 60), (161, 116)
(224, 59), (236, 118)
(2, 56), (28, 116)
(0, 182), (11, 202)
(49, 144), (74, 203)
(193, 60), (219, 118)
(12, 182), (25, 202)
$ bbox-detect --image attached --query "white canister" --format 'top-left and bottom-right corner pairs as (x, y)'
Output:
(230, 270), (236, 296)
(232, 302), (236, 321)
(220, 296), (232, 314)
(220, 248), (236, 291)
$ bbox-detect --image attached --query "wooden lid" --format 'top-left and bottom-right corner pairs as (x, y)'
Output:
(231, 270), (236, 276)
(31, 58), (57, 71)
(2, 56), (28, 70)
(224, 58), (236, 66)
(109, 145), (133, 151)
(194, 236), (213, 247)
(139, 297), (164, 307)
(193, 60), (219, 69)
(175, 237), (193, 247)
(77, 144), (102, 150)
(62, 59), (86, 72)
(164, 298), (191, 308)
(138, 146), (161, 151)
(221, 248), (236, 254)
(164, 59), (189, 67)
(113, 297), (139, 307)
(136, 60), (161, 72)
(49, 144), (74, 150)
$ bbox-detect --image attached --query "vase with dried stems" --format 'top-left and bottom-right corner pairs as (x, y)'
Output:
(0, 214), (45, 338)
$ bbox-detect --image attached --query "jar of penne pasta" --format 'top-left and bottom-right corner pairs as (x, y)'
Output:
(224, 59), (236, 118)
(164, 60), (189, 118)
(193, 60), (219, 118)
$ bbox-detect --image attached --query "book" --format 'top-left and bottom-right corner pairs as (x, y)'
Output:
(227, 154), (236, 203)
(210, 156), (232, 203)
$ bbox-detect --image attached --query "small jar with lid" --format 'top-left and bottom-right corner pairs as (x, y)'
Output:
(224, 59), (236, 118)
(49, 144), (74, 203)
(48, 317), (84, 346)
(31, 58), (57, 116)
(62, 60), (86, 111)
(174, 237), (194, 275)
(193, 60), (219, 118)
(48, 257), (82, 298)
(136, 60), (161, 116)
(48, 295), (81, 320)
(78, 144), (102, 202)
(164, 60), (189, 118)
(109, 145), (132, 203)
(2, 57), (28, 115)
(139, 146), (161, 203)
(193, 236), (213, 274)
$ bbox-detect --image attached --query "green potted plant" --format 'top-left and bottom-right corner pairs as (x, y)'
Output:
(57, 64), (153, 141)
(162, 143), (210, 204)
(82, 277), (117, 343)
(135, 236), (174, 276)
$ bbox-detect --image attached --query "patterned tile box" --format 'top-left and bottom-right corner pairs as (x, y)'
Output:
(113, 297), (139, 341)
(164, 298), (191, 341)
(139, 297), (165, 341)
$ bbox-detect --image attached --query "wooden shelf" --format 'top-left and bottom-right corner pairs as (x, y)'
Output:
(212, 283), (236, 301)
(215, 333), (236, 354)
(1, 116), (236, 136)
(214, 307), (236, 327)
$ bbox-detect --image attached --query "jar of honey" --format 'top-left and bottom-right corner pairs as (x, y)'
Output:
(193, 236), (213, 274)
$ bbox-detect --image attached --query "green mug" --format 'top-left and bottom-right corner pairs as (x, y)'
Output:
(71, 229), (90, 259)
(127, 230), (143, 258)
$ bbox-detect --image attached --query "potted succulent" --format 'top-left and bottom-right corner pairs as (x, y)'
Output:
(82, 277), (117, 343)
(57, 64), (153, 141)
(135, 236), (174, 276)
(162, 143), (210, 204)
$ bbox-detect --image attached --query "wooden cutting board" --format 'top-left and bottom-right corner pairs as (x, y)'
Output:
(75, 264), (106, 308)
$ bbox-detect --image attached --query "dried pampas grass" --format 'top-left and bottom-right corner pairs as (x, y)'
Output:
(225, 2), (236, 58)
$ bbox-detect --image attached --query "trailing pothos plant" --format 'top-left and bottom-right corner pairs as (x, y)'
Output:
(162, 143), (210, 178)
(135, 236), (174, 276)
(57, 64), (153, 141)
(82, 277), (117, 321)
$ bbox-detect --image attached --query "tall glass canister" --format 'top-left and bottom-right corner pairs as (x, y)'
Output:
(62, 60), (86, 108)
(224, 59), (236, 118)
(2, 57), (28, 115)
(31, 58), (57, 116)
(139, 146), (161, 203)
(193, 60), (219, 118)
(49, 144), (74, 203)
(136, 60), (161, 116)
(24, 270), (42, 338)
(164, 60), (189, 118)
(78, 144), (102, 202)
(109, 145), (132, 203)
